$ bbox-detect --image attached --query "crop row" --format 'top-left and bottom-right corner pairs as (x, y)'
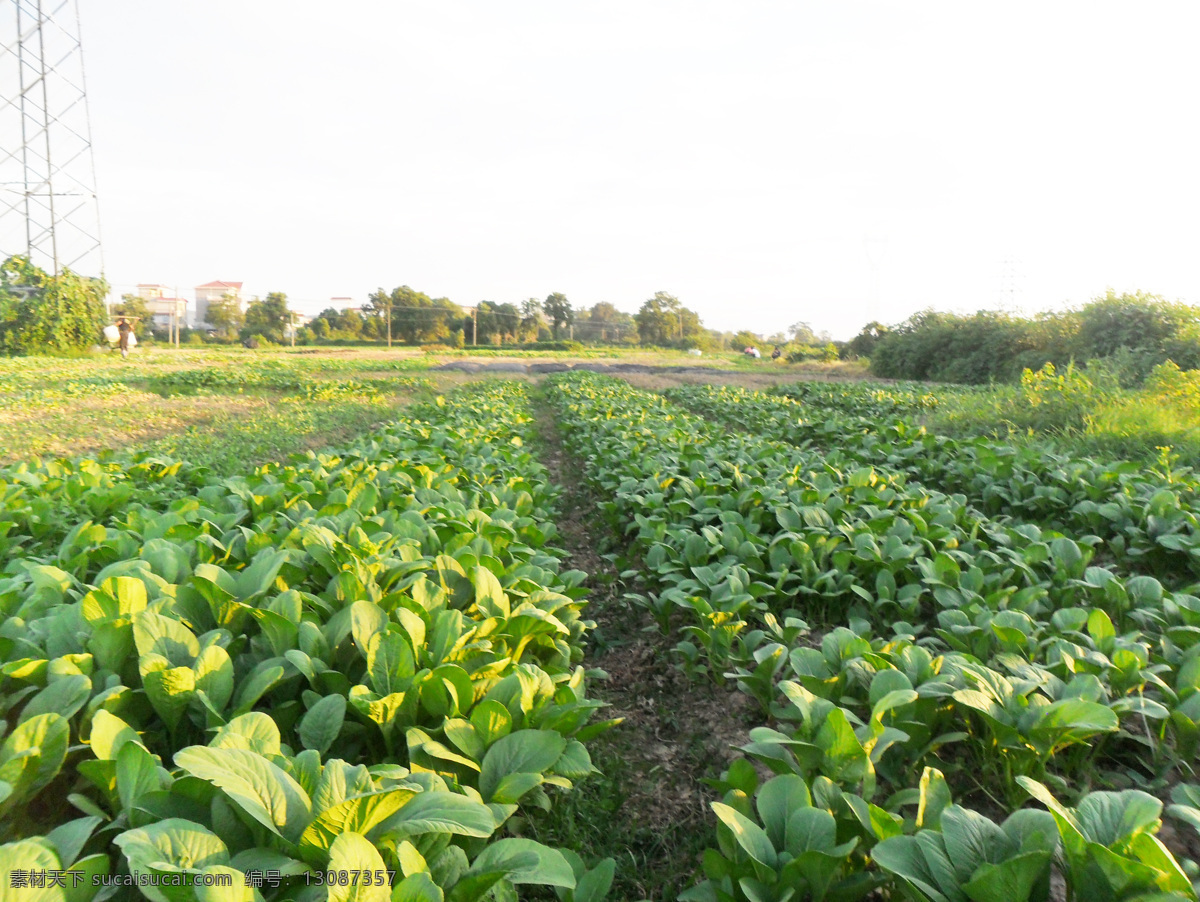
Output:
(0, 382), (614, 901)
(545, 372), (1200, 901)
(666, 382), (1200, 586)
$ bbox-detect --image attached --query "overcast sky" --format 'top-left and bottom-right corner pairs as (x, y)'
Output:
(81, 2), (1200, 338)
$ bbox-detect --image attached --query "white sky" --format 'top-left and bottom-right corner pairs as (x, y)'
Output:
(82, 2), (1200, 339)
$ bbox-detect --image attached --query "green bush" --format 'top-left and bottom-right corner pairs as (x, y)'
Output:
(0, 256), (108, 355)
(870, 291), (1200, 385)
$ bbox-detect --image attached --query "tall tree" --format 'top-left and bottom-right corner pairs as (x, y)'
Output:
(476, 301), (521, 344)
(518, 298), (543, 342)
(242, 292), (290, 344)
(205, 293), (244, 340)
(366, 288), (393, 346)
(634, 291), (704, 347)
(846, 321), (888, 358)
(635, 291), (681, 346)
(378, 286), (460, 345)
(584, 302), (636, 343)
(788, 321), (817, 345)
(543, 292), (573, 339)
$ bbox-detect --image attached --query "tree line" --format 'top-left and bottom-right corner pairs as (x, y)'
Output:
(856, 291), (1200, 385)
(188, 286), (736, 350)
(297, 288), (709, 349)
(0, 255), (847, 360)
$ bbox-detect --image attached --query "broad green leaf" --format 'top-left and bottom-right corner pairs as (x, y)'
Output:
(472, 567), (510, 619)
(210, 713), (282, 757)
(312, 759), (375, 814)
(299, 789), (416, 858)
(194, 645), (235, 712)
(143, 665), (196, 731)
(479, 731), (566, 802)
(45, 815), (103, 866)
(195, 865), (257, 902)
(963, 852), (1053, 902)
(1079, 790), (1163, 843)
(0, 713), (69, 799)
(465, 838), (575, 887)
(326, 832), (390, 902)
(392, 873), (444, 902)
(116, 741), (163, 814)
(785, 806), (837, 853)
(174, 747), (312, 842)
(0, 838), (63, 902)
(231, 660), (287, 714)
(755, 774), (812, 850)
(711, 802), (776, 869)
(64, 853), (109, 902)
(488, 772), (544, 805)
(235, 548), (290, 601)
(20, 674), (91, 724)
(572, 858), (616, 902)
(873, 833), (959, 902)
(470, 699), (512, 747)
(940, 806), (1010, 886)
(350, 601), (389, 656)
(918, 767), (952, 830)
(299, 694), (347, 755)
(133, 612), (199, 664)
(88, 710), (142, 761)
(378, 791), (496, 839)
(113, 819), (230, 902)
(368, 632), (416, 695)
(1031, 699), (1118, 750)
(81, 576), (147, 623)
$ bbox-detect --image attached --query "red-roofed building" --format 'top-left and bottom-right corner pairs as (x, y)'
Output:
(194, 281), (244, 329)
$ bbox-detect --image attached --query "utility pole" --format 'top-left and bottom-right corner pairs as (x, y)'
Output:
(472, 306), (477, 345)
(386, 298), (392, 348)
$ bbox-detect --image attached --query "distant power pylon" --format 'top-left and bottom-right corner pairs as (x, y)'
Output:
(0, 0), (103, 276)
(998, 257), (1024, 311)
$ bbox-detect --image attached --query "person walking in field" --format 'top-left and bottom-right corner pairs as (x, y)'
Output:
(117, 317), (132, 358)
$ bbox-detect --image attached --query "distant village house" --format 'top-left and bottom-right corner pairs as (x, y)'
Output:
(193, 281), (244, 329)
(135, 284), (189, 331)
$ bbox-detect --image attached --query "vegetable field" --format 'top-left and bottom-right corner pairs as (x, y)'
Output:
(3, 366), (1200, 900)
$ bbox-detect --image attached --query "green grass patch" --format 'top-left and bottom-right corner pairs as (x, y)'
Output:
(137, 393), (412, 474)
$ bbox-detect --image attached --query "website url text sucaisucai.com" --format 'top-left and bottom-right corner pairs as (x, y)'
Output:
(8, 870), (235, 889)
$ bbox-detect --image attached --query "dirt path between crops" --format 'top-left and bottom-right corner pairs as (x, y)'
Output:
(530, 391), (756, 901)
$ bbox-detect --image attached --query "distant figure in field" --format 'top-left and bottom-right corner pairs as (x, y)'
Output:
(771, 346), (782, 360)
(743, 346), (760, 358)
(117, 317), (132, 358)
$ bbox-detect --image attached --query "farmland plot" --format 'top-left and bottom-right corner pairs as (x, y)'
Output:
(668, 382), (1200, 586)
(545, 372), (1200, 900)
(0, 382), (615, 899)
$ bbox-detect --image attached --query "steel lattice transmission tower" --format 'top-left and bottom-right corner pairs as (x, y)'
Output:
(0, 0), (103, 276)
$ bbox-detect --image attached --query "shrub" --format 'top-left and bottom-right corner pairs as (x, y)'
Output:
(0, 256), (108, 355)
